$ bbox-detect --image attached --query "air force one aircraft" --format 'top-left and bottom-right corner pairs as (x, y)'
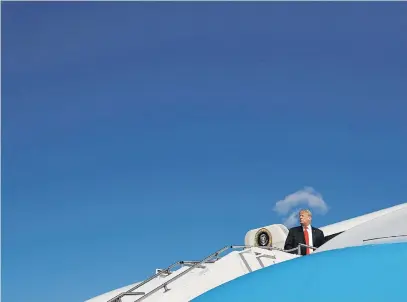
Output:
(86, 202), (407, 302)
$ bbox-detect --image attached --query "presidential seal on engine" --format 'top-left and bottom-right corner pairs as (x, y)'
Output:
(254, 228), (272, 247)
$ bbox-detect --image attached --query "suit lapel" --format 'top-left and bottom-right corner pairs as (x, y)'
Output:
(311, 227), (317, 246)
(298, 226), (305, 243)
(299, 226), (306, 253)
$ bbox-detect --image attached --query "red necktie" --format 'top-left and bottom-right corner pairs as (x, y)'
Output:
(303, 228), (310, 255)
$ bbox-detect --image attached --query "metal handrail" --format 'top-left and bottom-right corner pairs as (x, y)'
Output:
(133, 244), (313, 301)
(134, 245), (231, 301)
(107, 259), (220, 302)
(107, 243), (317, 302)
(297, 243), (317, 254)
(106, 260), (182, 302)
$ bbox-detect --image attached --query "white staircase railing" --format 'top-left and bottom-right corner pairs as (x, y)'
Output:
(106, 244), (315, 302)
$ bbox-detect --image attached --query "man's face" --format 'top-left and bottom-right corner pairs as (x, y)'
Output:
(299, 211), (311, 226)
(259, 234), (267, 245)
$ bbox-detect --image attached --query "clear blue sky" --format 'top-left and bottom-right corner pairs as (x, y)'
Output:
(2, 2), (406, 302)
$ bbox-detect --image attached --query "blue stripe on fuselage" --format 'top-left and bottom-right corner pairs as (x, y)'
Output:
(193, 243), (407, 302)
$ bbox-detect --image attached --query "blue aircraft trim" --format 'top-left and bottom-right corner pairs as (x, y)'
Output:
(192, 242), (407, 302)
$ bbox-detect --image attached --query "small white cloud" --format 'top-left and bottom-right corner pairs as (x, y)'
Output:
(274, 187), (329, 227)
(283, 211), (299, 228)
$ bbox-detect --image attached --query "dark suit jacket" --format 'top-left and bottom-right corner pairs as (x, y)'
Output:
(284, 226), (325, 256)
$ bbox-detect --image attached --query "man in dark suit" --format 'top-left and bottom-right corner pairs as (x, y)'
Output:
(284, 209), (325, 256)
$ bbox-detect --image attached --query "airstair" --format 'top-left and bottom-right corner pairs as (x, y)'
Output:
(88, 244), (301, 302)
(86, 202), (407, 302)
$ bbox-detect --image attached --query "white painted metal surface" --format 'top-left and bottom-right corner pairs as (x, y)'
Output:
(85, 202), (407, 302)
(86, 248), (297, 302)
(320, 202), (407, 237)
(316, 203), (407, 252)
